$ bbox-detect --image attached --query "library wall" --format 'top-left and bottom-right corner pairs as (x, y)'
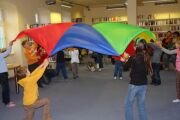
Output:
(84, 2), (180, 25)
(84, 7), (127, 24)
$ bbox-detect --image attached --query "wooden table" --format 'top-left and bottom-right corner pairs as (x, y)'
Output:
(7, 64), (21, 94)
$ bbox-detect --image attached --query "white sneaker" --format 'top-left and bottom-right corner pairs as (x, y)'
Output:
(172, 99), (180, 103)
(119, 77), (123, 80)
(114, 76), (117, 80)
(98, 69), (102, 72)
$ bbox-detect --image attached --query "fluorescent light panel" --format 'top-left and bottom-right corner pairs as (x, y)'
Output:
(61, 4), (72, 8)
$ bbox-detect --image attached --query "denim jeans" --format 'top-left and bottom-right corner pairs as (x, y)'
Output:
(114, 61), (122, 77)
(56, 63), (68, 79)
(125, 85), (147, 120)
(151, 63), (161, 85)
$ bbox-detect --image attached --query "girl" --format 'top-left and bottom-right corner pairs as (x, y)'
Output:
(125, 46), (152, 120)
(160, 38), (180, 103)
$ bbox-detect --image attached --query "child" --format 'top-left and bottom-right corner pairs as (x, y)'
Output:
(22, 40), (44, 88)
(17, 59), (52, 120)
(56, 50), (68, 79)
(159, 38), (180, 103)
(148, 40), (163, 86)
(125, 47), (152, 120)
(69, 48), (79, 79)
(113, 56), (123, 80)
(0, 41), (16, 108)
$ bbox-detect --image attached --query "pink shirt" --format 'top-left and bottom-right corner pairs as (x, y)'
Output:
(176, 49), (180, 72)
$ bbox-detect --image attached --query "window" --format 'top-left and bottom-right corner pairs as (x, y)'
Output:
(0, 9), (5, 49)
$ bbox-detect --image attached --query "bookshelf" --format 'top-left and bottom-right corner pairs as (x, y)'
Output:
(92, 16), (128, 24)
(137, 14), (180, 38)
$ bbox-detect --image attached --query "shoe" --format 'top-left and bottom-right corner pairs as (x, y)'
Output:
(6, 102), (16, 108)
(98, 69), (102, 72)
(172, 99), (180, 103)
(113, 76), (117, 80)
(119, 77), (123, 80)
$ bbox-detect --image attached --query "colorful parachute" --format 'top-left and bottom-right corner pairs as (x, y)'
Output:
(15, 22), (156, 56)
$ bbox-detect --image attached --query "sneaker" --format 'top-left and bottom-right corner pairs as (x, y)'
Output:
(113, 76), (117, 80)
(6, 102), (16, 108)
(119, 77), (123, 80)
(172, 99), (180, 103)
(98, 69), (102, 72)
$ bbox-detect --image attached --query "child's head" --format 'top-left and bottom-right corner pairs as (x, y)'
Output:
(135, 38), (147, 49)
(16, 67), (29, 79)
(175, 37), (180, 49)
(155, 40), (162, 46)
(22, 40), (30, 48)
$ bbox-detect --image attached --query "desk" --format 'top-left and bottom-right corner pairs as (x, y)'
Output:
(7, 64), (21, 94)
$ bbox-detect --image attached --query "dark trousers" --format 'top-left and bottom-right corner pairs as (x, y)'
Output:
(0, 72), (10, 104)
(28, 63), (44, 86)
(151, 63), (161, 85)
(114, 61), (122, 77)
(56, 63), (68, 79)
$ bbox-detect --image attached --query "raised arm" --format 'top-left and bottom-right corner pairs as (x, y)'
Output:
(1, 41), (13, 58)
(161, 47), (176, 55)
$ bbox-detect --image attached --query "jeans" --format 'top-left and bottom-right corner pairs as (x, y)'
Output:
(56, 63), (68, 79)
(125, 85), (147, 120)
(114, 61), (122, 77)
(0, 72), (10, 104)
(23, 98), (51, 120)
(151, 63), (161, 85)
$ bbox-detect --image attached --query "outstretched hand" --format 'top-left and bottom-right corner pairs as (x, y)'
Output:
(41, 58), (50, 68)
(9, 41), (14, 46)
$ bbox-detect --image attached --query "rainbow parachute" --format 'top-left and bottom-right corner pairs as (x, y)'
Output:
(15, 22), (156, 56)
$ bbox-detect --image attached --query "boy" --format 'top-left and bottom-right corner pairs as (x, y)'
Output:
(69, 48), (79, 79)
(17, 59), (52, 120)
(0, 41), (16, 108)
(148, 40), (163, 86)
(22, 40), (44, 88)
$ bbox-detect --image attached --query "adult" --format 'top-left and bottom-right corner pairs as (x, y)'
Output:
(0, 41), (16, 107)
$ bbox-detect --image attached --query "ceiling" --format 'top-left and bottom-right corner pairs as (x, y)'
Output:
(59, 0), (178, 6)
(60, 0), (126, 6)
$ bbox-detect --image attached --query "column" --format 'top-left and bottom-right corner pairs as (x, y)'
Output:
(127, 0), (137, 25)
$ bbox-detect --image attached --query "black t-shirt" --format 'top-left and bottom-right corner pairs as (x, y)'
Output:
(129, 54), (148, 85)
(56, 51), (65, 63)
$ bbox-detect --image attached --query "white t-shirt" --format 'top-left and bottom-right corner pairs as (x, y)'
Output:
(69, 50), (79, 63)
